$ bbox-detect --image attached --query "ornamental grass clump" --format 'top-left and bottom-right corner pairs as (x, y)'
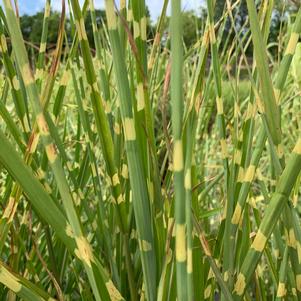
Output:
(0, 0), (301, 300)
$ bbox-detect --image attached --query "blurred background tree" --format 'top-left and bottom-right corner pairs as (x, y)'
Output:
(10, 1), (301, 61)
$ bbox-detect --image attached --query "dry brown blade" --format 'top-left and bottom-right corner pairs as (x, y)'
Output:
(49, 0), (66, 77)
(25, 0), (66, 162)
(114, 3), (147, 85)
(40, 0), (65, 109)
(192, 175), (220, 192)
(33, 239), (64, 301)
(5, 38), (51, 58)
(193, 214), (213, 257)
(28, 211), (64, 301)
